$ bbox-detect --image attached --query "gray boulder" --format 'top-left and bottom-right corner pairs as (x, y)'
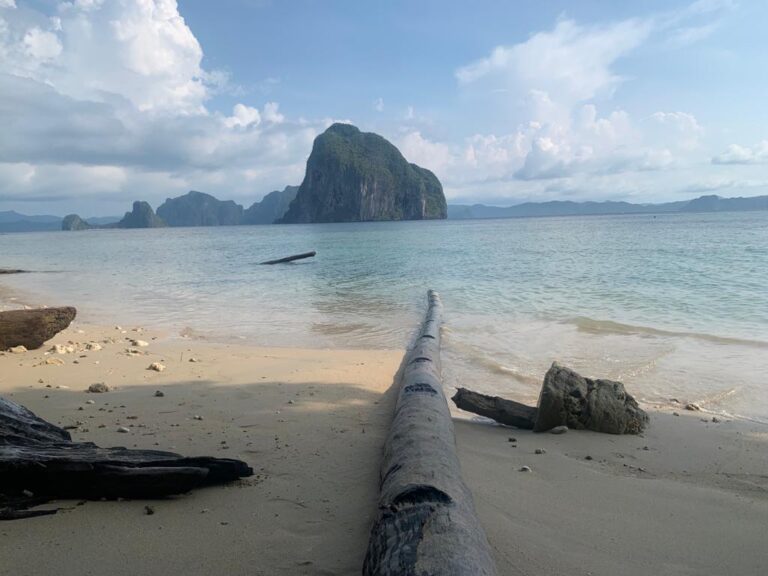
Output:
(534, 362), (648, 434)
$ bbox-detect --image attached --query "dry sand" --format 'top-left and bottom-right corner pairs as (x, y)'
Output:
(1, 321), (767, 576)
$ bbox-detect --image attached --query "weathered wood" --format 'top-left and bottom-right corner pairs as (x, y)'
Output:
(0, 269), (27, 274)
(0, 307), (77, 350)
(260, 250), (316, 265)
(363, 290), (497, 576)
(452, 387), (537, 429)
(0, 396), (253, 519)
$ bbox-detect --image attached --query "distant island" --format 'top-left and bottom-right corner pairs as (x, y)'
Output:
(449, 194), (768, 220)
(280, 123), (447, 223)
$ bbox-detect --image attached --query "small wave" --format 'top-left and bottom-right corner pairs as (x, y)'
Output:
(567, 316), (768, 348)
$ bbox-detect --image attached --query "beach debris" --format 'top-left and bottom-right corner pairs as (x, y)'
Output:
(193, 414), (204, 420)
(0, 307), (77, 350)
(0, 395), (252, 521)
(188, 357), (200, 363)
(534, 363), (648, 434)
(85, 400), (95, 405)
(144, 505), (155, 515)
(684, 403), (701, 411)
(8, 345), (27, 354)
(117, 426), (130, 433)
(154, 390), (165, 397)
(131, 339), (149, 348)
(44, 357), (65, 366)
(535, 448), (546, 455)
(452, 363), (648, 435)
(260, 250), (316, 265)
(50, 344), (75, 354)
(673, 412), (680, 416)
(712, 416), (721, 423)
(363, 291), (496, 575)
(519, 465), (532, 472)
(147, 362), (166, 372)
(452, 387), (538, 429)
(85, 342), (102, 351)
(87, 382), (110, 393)
(507, 437), (517, 443)
(585, 455), (593, 461)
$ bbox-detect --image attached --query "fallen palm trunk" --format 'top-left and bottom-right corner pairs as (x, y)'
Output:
(0, 396), (253, 520)
(260, 250), (316, 265)
(0, 307), (77, 350)
(451, 362), (648, 435)
(363, 290), (497, 576)
(452, 387), (537, 429)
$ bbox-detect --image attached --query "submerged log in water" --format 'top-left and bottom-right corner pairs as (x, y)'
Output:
(0, 396), (253, 520)
(363, 290), (497, 576)
(260, 251), (316, 265)
(0, 307), (77, 350)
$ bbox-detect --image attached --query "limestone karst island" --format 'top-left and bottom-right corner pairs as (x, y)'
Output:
(1, 2), (767, 576)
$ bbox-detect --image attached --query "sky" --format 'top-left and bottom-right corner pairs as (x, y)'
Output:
(0, 0), (767, 216)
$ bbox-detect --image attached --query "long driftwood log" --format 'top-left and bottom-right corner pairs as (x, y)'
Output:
(452, 387), (537, 429)
(363, 290), (497, 576)
(0, 269), (27, 274)
(0, 396), (253, 520)
(260, 250), (316, 265)
(0, 307), (77, 350)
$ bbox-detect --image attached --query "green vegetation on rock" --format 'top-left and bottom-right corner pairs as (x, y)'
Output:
(280, 123), (447, 223)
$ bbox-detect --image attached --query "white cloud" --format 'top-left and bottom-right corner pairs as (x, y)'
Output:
(0, 0), (330, 211)
(398, 131), (452, 176)
(224, 103), (261, 128)
(712, 141), (768, 165)
(0, 0), (16, 9)
(22, 27), (62, 60)
(373, 97), (384, 112)
(456, 18), (652, 106)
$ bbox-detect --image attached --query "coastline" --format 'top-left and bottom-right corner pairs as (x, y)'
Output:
(0, 318), (766, 575)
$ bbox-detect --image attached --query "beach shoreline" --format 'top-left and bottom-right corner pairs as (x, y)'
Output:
(1, 314), (766, 575)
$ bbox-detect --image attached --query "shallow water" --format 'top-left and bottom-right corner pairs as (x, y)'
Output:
(2, 212), (767, 421)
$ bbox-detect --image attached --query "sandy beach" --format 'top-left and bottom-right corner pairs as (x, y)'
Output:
(1, 318), (767, 576)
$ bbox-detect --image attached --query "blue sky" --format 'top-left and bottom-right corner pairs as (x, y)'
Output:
(1, 0), (767, 215)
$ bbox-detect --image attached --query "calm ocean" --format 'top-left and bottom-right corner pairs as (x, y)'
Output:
(2, 212), (767, 422)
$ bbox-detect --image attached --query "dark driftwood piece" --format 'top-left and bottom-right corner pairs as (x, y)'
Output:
(0, 396), (253, 520)
(260, 251), (316, 265)
(0, 307), (77, 350)
(363, 290), (497, 576)
(0, 269), (27, 274)
(452, 387), (537, 429)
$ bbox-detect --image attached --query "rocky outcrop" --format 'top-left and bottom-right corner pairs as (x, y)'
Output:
(0, 307), (77, 350)
(116, 201), (165, 229)
(243, 186), (298, 224)
(534, 363), (648, 434)
(280, 123), (447, 223)
(156, 191), (244, 227)
(61, 214), (93, 231)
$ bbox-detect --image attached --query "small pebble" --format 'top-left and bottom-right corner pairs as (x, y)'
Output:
(117, 426), (130, 433)
(507, 437), (517, 443)
(549, 425), (568, 435)
(193, 415), (204, 421)
(147, 362), (166, 372)
(87, 382), (110, 393)
(535, 448), (545, 455)
(712, 416), (720, 423)
(144, 505), (155, 515)
(154, 390), (165, 397)
(519, 466), (531, 472)
(585, 455), (593, 461)
(672, 412), (680, 416)
(86, 400), (95, 405)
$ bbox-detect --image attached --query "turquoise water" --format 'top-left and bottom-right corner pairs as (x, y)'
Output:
(2, 212), (767, 421)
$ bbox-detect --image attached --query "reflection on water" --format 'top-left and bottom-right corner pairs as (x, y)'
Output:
(1, 212), (767, 421)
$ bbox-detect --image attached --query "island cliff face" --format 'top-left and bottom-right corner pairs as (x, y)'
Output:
(156, 191), (243, 227)
(280, 124), (447, 223)
(117, 201), (165, 229)
(243, 186), (298, 224)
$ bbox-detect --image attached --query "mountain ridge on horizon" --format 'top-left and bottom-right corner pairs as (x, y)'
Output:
(2, 193), (768, 233)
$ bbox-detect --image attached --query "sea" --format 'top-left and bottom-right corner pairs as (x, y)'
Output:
(2, 211), (767, 423)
